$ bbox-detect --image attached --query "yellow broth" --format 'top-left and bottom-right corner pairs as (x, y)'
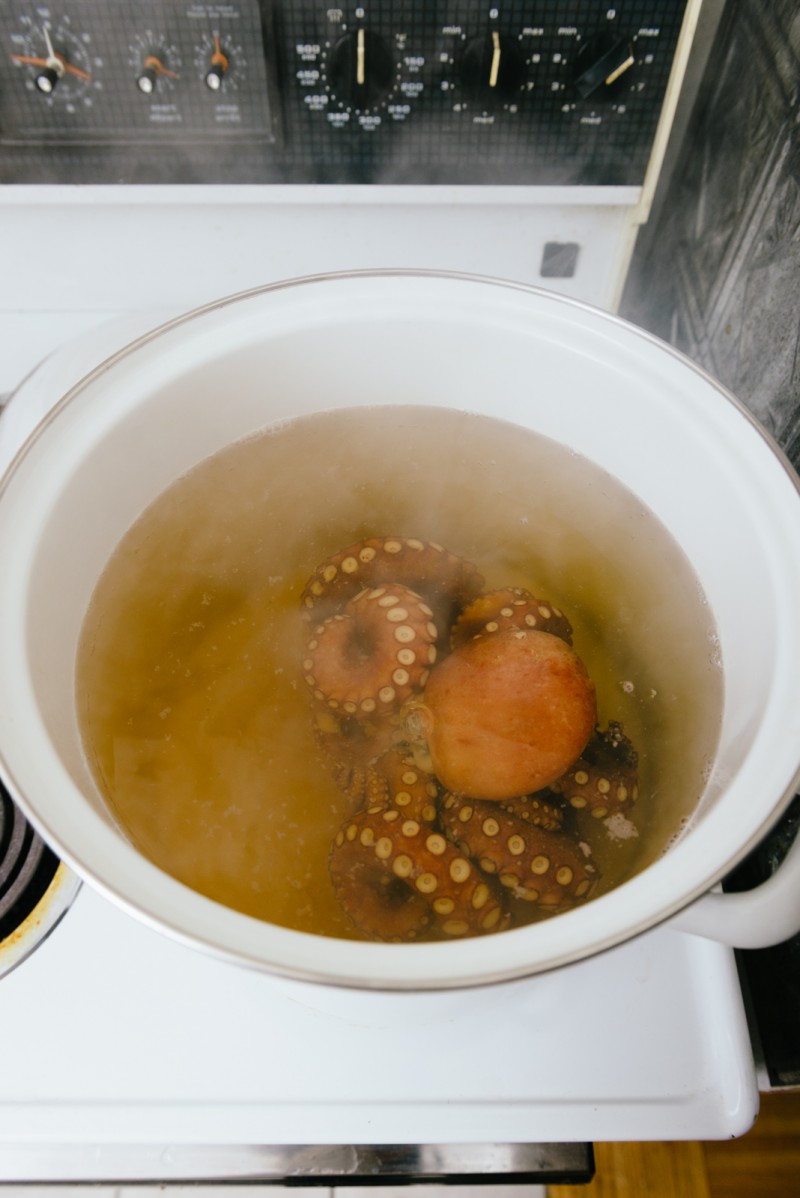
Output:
(76, 406), (722, 940)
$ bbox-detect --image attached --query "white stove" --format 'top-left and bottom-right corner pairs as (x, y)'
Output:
(0, 0), (761, 1185)
(0, 883), (756, 1180)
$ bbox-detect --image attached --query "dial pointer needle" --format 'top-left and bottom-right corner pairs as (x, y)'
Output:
(42, 24), (64, 77)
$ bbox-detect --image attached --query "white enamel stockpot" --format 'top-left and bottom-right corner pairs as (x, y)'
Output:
(1, 270), (800, 991)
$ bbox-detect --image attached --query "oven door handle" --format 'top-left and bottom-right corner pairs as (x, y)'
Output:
(666, 822), (800, 948)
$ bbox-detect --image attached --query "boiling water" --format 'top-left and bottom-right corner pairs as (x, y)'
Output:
(76, 406), (722, 940)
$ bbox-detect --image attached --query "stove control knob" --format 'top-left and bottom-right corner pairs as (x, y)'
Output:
(460, 31), (525, 106)
(34, 64), (62, 94)
(137, 62), (158, 94)
(571, 33), (635, 99)
(327, 28), (394, 109)
(20, 24), (66, 94)
(204, 34), (230, 91)
(136, 54), (177, 94)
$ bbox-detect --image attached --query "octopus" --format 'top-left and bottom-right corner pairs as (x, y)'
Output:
(451, 586), (574, 648)
(301, 536), (485, 630)
(409, 626), (597, 799)
(329, 748), (507, 940)
(303, 581), (438, 721)
(551, 721), (639, 820)
(439, 792), (598, 910)
(299, 535), (641, 942)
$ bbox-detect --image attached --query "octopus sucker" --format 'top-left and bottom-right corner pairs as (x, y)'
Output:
(439, 793), (599, 912)
(304, 582), (436, 718)
(300, 536), (484, 628)
(452, 587), (573, 648)
(550, 721), (640, 820)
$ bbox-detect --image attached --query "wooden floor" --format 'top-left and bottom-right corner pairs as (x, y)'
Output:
(548, 1090), (800, 1198)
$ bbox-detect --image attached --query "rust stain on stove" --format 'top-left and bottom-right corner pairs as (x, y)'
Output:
(0, 862), (79, 972)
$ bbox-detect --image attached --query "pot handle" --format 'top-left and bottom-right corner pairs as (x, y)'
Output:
(666, 829), (800, 948)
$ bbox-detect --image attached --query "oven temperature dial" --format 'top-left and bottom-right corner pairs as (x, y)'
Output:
(297, 20), (425, 128)
(327, 28), (394, 109)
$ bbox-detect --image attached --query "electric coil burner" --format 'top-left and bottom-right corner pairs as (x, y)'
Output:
(0, 783), (57, 938)
(0, 783), (79, 978)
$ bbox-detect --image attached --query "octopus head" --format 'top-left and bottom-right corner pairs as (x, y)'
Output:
(406, 627), (597, 801)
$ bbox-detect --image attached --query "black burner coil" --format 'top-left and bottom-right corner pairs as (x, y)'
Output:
(0, 780), (60, 942)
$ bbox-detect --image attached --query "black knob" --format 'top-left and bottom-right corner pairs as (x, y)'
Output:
(205, 62), (226, 90)
(461, 31), (525, 107)
(572, 33), (635, 100)
(205, 37), (230, 91)
(327, 28), (394, 109)
(34, 66), (60, 94)
(137, 66), (158, 94)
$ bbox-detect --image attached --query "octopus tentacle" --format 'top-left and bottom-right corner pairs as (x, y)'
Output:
(451, 586), (573, 648)
(550, 721), (639, 820)
(303, 582), (438, 719)
(440, 792), (599, 911)
(301, 536), (484, 629)
(330, 811), (507, 941)
(329, 749), (507, 941)
(311, 709), (402, 805)
(362, 747), (440, 820)
(496, 792), (566, 832)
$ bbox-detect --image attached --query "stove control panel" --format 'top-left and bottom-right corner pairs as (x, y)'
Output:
(1, 1), (276, 147)
(0, 1), (691, 184)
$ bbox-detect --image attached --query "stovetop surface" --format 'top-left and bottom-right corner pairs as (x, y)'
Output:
(0, 879), (757, 1156)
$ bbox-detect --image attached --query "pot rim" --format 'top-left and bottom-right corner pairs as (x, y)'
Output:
(2, 267), (800, 990)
